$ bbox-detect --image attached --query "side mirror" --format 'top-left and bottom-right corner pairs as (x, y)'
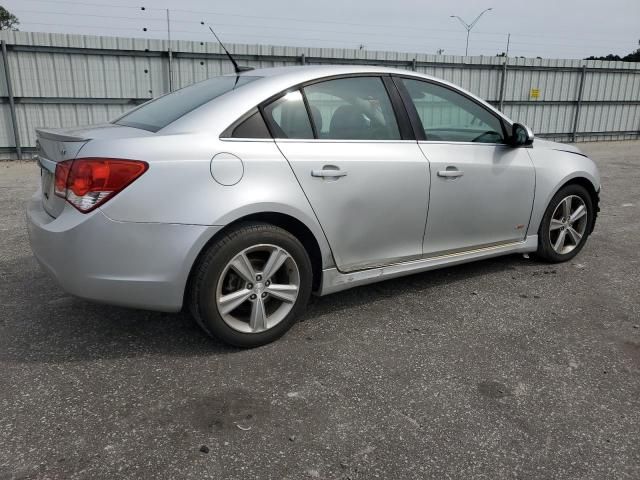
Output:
(510, 123), (534, 147)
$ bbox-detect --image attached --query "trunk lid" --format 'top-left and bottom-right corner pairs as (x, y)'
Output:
(35, 124), (153, 218)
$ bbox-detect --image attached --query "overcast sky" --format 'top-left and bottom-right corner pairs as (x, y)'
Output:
(3, 0), (639, 59)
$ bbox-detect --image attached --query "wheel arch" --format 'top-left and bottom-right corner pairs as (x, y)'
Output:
(184, 211), (330, 308)
(530, 169), (600, 236)
(551, 175), (600, 234)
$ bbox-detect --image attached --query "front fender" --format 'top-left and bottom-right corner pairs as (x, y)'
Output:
(527, 148), (600, 235)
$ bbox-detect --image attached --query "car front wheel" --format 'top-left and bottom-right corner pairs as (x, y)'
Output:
(536, 183), (594, 262)
(189, 223), (312, 347)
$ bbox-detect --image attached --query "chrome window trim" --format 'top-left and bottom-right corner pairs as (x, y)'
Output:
(274, 138), (417, 144)
(417, 140), (508, 147)
(220, 137), (275, 143)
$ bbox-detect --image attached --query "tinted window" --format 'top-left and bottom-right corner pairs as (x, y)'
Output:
(263, 90), (313, 139)
(304, 77), (400, 140)
(115, 76), (260, 132)
(401, 78), (504, 143)
(229, 111), (271, 138)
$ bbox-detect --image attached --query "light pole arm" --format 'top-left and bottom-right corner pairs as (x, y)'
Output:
(469, 8), (493, 29)
(450, 15), (471, 31)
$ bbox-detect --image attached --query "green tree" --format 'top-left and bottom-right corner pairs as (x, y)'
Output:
(0, 6), (19, 30)
(585, 47), (640, 63)
(622, 49), (640, 62)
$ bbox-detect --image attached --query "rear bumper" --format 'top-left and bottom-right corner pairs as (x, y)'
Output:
(26, 193), (221, 312)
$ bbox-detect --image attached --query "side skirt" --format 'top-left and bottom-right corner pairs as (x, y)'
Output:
(318, 235), (538, 296)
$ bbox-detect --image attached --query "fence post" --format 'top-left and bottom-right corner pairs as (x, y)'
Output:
(572, 65), (587, 143)
(498, 60), (508, 111)
(1, 40), (22, 160)
(166, 9), (173, 92)
(412, 58), (417, 71)
(300, 53), (306, 65)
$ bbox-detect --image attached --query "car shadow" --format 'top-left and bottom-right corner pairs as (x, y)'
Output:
(1, 254), (533, 364)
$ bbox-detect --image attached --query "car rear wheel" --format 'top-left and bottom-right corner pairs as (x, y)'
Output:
(189, 223), (312, 347)
(536, 184), (594, 263)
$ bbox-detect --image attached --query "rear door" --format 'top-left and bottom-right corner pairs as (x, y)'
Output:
(395, 77), (536, 256)
(266, 76), (430, 272)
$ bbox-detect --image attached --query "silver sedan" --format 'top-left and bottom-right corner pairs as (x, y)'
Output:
(27, 65), (600, 347)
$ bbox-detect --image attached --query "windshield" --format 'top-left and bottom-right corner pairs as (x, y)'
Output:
(114, 75), (261, 132)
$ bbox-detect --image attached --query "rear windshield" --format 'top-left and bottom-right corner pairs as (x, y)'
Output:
(114, 75), (261, 132)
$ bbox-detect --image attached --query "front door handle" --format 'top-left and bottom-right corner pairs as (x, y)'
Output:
(311, 167), (348, 178)
(437, 168), (464, 178)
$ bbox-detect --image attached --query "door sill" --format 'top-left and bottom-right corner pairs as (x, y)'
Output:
(319, 236), (538, 295)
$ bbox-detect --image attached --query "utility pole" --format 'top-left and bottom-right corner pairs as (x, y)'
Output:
(499, 33), (510, 112)
(166, 8), (173, 92)
(450, 8), (493, 56)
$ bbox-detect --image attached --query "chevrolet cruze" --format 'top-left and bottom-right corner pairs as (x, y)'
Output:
(27, 65), (600, 347)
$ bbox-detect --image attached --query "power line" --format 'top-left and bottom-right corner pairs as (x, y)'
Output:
(16, 22), (453, 51)
(20, 22), (627, 58)
(10, 0), (635, 57)
(14, 0), (636, 44)
(12, 0), (151, 10)
(16, 16), (631, 53)
(14, 10), (519, 46)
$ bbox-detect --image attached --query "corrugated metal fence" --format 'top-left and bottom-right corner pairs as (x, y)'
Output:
(1, 31), (639, 159)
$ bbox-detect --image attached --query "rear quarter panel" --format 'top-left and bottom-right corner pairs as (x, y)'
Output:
(81, 134), (335, 269)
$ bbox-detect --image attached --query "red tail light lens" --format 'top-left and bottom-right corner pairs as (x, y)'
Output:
(54, 160), (72, 197)
(54, 158), (148, 213)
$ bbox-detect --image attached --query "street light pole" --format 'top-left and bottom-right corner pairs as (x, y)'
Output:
(166, 8), (173, 92)
(450, 8), (493, 56)
(466, 30), (470, 56)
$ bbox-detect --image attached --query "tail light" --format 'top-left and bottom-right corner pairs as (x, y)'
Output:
(54, 158), (148, 213)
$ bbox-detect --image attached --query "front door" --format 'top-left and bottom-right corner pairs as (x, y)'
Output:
(419, 143), (535, 256)
(265, 76), (430, 272)
(396, 77), (535, 256)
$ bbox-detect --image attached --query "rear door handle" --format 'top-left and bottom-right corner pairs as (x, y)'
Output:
(311, 168), (348, 178)
(437, 168), (464, 178)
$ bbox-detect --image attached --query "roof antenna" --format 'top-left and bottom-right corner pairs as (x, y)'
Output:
(203, 23), (254, 74)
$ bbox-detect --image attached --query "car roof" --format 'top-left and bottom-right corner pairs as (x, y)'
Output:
(236, 64), (431, 80)
(229, 65), (450, 89)
(164, 65), (511, 135)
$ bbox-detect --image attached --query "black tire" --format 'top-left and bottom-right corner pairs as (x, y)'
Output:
(536, 183), (594, 263)
(189, 222), (312, 347)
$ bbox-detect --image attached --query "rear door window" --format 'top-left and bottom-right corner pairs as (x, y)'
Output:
(226, 111), (271, 139)
(303, 77), (401, 140)
(262, 90), (314, 139)
(114, 75), (260, 132)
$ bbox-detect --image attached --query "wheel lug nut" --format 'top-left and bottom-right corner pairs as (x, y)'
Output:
(256, 275), (262, 281)
(261, 292), (267, 298)
(265, 281), (270, 287)
(250, 294), (257, 300)
(247, 283), (253, 289)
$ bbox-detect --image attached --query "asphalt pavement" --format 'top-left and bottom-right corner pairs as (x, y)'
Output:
(1, 141), (639, 479)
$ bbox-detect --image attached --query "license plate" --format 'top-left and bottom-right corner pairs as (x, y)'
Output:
(41, 168), (54, 201)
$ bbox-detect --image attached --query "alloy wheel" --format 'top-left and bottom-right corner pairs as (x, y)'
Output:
(215, 244), (300, 333)
(549, 195), (588, 255)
